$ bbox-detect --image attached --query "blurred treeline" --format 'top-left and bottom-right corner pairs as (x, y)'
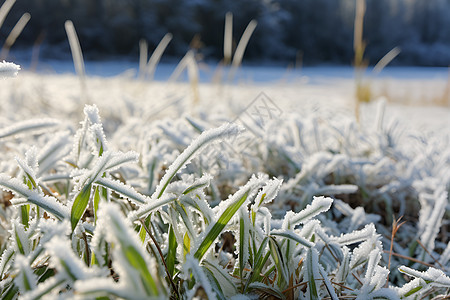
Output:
(1, 0), (450, 66)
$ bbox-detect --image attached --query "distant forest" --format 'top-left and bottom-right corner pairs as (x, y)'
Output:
(1, 0), (450, 66)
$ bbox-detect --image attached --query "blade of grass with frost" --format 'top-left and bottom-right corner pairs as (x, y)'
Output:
(104, 151), (139, 172)
(143, 33), (172, 81)
(184, 255), (216, 299)
(358, 249), (382, 297)
(0, 12), (30, 59)
(95, 177), (147, 204)
(419, 189), (447, 259)
(332, 223), (376, 246)
(305, 248), (320, 300)
(244, 237), (270, 292)
(0, 247), (14, 277)
(168, 51), (189, 82)
(203, 260), (237, 297)
(349, 235), (381, 270)
(251, 178), (282, 225)
(0, 0), (15, 29)
(238, 207), (250, 281)
(373, 47), (401, 75)
(247, 282), (284, 299)
(202, 267), (227, 300)
(271, 230), (314, 249)
(19, 276), (66, 300)
(182, 195), (214, 226)
(283, 196), (333, 229)
(223, 12), (233, 65)
(65, 20), (85, 87)
(193, 176), (261, 261)
(182, 174), (212, 195)
(174, 201), (196, 242)
(399, 266), (450, 287)
(154, 123), (241, 199)
(128, 193), (178, 222)
(318, 264), (339, 300)
(0, 118), (59, 139)
(138, 39), (148, 79)
(1, 282), (18, 300)
(14, 255), (37, 293)
(228, 20), (257, 81)
(37, 131), (71, 176)
(46, 236), (97, 282)
(269, 236), (288, 288)
(13, 221), (29, 255)
(99, 203), (160, 296)
(0, 175), (68, 220)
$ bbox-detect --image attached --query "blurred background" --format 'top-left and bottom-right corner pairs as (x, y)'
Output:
(1, 0), (450, 67)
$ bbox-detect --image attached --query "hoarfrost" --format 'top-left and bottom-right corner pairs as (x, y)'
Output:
(0, 60), (20, 78)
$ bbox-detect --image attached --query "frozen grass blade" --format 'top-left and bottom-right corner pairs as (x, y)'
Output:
(0, 0), (15, 29)
(95, 177), (147, 204)
(184, 255), (217, 299)
(128, 193), (178, 222)
(142, 33), (172, 81)
(0, 12), (30, 59)
(194, 188), (250, 260)
(238, 207), (250, 280)
(373, 47), (401, 75)
(0, 118), (59, 138)
(0, 174), (67, 219)
(138, 39), (148, 79)
(271, 230), (314, 248)
(229, 19), (257, 80)
(65, 20), (86, 97)
(154, 123), (241, 199)
(223, 12), (233, 65)
(14, 255), (36, 293)
(99, 203), (161, 296)
(283, 196), (333, 229)
(306, 248), (320, 300)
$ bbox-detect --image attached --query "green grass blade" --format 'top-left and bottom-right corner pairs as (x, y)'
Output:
(20, 204), (29, 228)
(194, 190), (249, 261)
(154, 123), (240, 199)
(183, 232), (191, 257)
(71, 184), (92, 231)
(244, 237), (270, 292)
(269, 237), (288, 288)
(167, 225), (177, 277)
(271, 230), (314, 248)
(93, 186), (100, 223)
(124, 245), (159, 296)
(239, 208), (250, 280)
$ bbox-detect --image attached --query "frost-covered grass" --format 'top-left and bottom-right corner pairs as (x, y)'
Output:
(0, 68), (449, 299)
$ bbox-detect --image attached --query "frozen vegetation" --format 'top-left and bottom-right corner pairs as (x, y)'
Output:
(0, 59), (449, 299)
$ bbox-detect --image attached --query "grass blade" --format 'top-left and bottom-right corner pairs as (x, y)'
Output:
(71, 184), (92, 231)
(154, 123), (241, 199)
(194, 186), (251, 261)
